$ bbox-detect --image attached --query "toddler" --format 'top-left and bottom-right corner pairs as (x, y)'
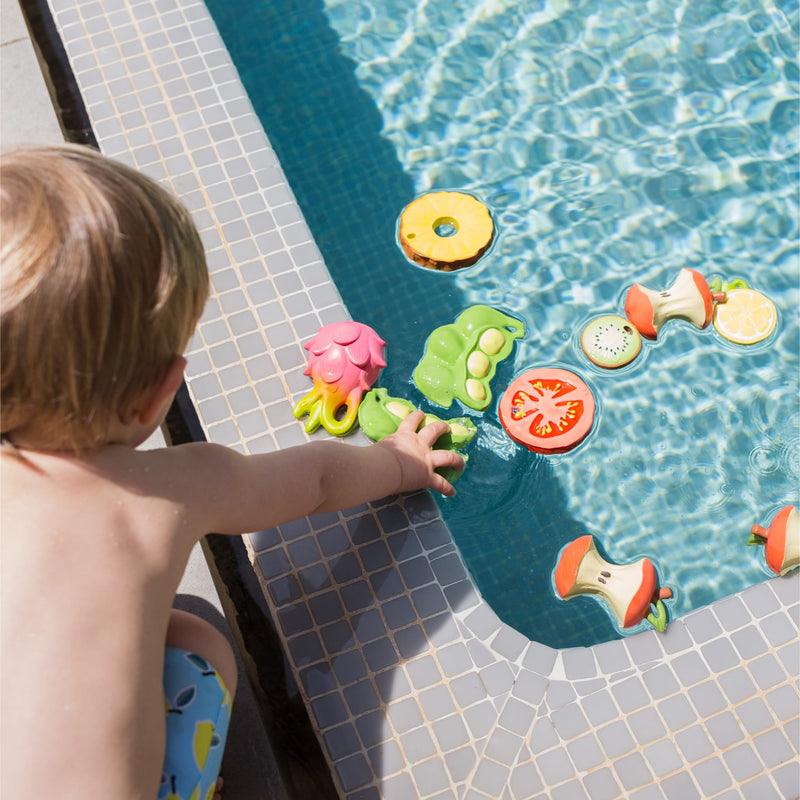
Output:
(0, 144), (463, 799)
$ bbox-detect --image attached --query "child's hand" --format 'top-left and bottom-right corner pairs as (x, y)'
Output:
(374, 410), (466, 498)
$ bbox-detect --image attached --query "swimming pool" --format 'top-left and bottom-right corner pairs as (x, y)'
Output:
(203, 0), (799, 648)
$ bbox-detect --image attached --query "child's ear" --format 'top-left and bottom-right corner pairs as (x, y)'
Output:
(137, 356), (187, 425)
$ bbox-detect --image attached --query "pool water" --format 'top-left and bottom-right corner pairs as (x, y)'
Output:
(206, 0), (799, 647)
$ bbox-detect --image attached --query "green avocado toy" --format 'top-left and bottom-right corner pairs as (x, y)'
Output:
(357, 388), (476, 483)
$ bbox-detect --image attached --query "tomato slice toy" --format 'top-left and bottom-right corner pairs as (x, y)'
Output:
(498, 368), (596, 454)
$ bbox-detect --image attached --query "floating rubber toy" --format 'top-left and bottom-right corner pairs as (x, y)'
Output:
(713, 287), (777, 345)
(624, 268), (726, 340)
(398, 191), (494, 271)
(498, 368), (595, 454)
(580, 315), (642, 369)
(748, 505), (799, 576)
(413, 305), (524, 410)
(555, 535), (674, 632)
(293, 321), (386, 436)
(358, 388), (476, 483)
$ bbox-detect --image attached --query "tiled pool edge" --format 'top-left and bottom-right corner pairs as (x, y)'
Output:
(44, 1), (799, 798)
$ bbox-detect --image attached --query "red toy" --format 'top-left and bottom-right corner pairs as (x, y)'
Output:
(555, 535), (673, 631)
(749, 505), (799, 576)
(498, 368), (596, 454)
(624, 268), (726, 340)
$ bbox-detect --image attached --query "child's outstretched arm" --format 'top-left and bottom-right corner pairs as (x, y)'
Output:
(178, 411), (465, 536)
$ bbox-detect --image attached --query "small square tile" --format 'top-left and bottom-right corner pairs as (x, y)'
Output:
(722, 742), (764, 783)
(581, 767), (621, 800)
(451, 672), (487, 709)
(311, 692), (348, 729)
(399, 556), (435, 588)
(735, 696), (776, 735)
(713, 595), (752, 631)
(616, 751), (652, 791)
(406, 654), (441, 690)
(706, 710), (745, 749)
(765, 683), (799, 722)
(687, 679), (728, 717)
(627, 707), (666, 745)
(400, 726), (436, 762)
(752, 727), (795, 768)
(566, 733), (605, 771)
(351, 608), (386, 643)
(582, 690), (619, 726)
(464, 701), (498, 739)
(671, 651), (710, 687)
(537, 747), (575, 786)
(394, 625), (429, 659)
(367, 738), (405, 776)
(611, 675), (650, 713)
(411, 757), (450, 795)
(551, 702), (590, 740)
(674, 724), (714, 762)
(423, 613), (461, 648)
(761, 611), (798, 647)
(625, 631), (663, 666)
(363, 637), (399, 672)
(480, 661), (516, 697)
(485, 728), (523, 766)
(598, 719), (636, 759)
(388, 697), (424, 735)
(562, 648), (597, 680)
(692, 756), (732, 797)
(659, 771), (701, 800)
(472, 759), (511, 797)
(433, 714), (471, 751)
(343, 679), (380, 716)
(546, 680), (577, 709)
(411, 584), (448, 619)
(772, 759), (800, 800)
(323, 723), (361, 760)
(498, 697), (536, 738)
(643, 737), (683, 778)
(718, 666), (757, 705)
(684, 608), (723, 643)
(332, 650), (368, 686)
(529, 716), (560, 756)
(300, 662), (337, 698)
(445, 746), (477, 784)
(335, 753), (372, 792)
(747, 652), (789, 690)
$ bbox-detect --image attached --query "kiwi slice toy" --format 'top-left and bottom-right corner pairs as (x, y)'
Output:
(580, 315), (642, 369)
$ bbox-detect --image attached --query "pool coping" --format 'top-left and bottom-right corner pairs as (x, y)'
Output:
(39, 1), (799, 798)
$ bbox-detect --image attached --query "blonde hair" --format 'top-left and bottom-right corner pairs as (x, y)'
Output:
(1, 144), (209, 451)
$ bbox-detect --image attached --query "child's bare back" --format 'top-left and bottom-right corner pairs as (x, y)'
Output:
(0, 145), (464, 798)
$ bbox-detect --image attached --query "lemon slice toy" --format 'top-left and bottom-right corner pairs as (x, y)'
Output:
(713, 286), (777, 345)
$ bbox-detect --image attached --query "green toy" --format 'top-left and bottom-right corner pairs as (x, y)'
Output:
(357, 388), (476, 483)
(413, 305), (525, 410)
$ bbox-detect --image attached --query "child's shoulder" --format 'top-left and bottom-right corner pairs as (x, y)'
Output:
(0, 441), (208, 504)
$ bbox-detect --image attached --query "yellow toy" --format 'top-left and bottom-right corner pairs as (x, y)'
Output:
(398, 191), (494, 271)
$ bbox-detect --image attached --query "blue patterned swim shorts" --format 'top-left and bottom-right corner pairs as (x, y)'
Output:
(157, 647), (232, 800)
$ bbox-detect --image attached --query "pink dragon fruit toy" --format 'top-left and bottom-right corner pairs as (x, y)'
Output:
(292, 321), (386, 436)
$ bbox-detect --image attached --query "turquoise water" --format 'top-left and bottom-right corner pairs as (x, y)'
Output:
(206, 0), (799, 647)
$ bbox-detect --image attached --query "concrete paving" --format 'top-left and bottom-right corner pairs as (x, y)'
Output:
(1, 1), (285, 795)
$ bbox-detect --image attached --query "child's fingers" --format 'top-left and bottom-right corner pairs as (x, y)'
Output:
(431, 448), (465, 474)
(415, 418), (452, 446)
(429, 472), (457, 497)
(397, 409), (426, 432)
